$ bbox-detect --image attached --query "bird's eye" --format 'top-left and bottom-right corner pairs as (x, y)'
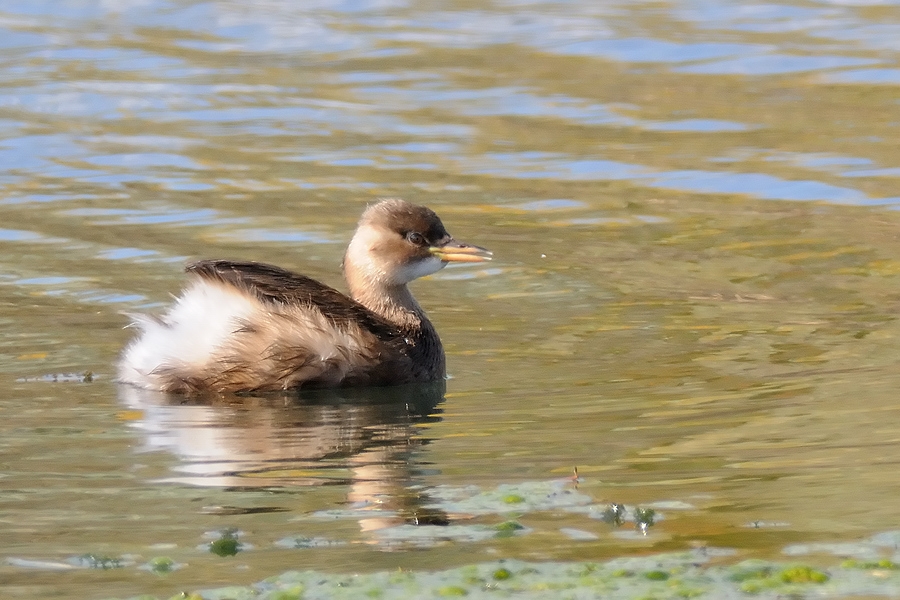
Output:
(406, 232), (426, 245)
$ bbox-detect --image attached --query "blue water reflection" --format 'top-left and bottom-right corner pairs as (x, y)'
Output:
(0, 0), (895, 209)
(675, 54), (876, 75)
(4, 1), (900, 597)
(550, 38), (759, 63)
(463, 152), (899, 205)
(822, 68), (900, 84)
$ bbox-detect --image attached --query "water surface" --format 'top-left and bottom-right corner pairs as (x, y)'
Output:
(3, 0), (900, 598)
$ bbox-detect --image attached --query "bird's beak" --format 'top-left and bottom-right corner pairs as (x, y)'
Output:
(430, 239), (493, 263)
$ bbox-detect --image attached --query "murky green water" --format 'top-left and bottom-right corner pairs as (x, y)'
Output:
(3, 0), (900, 598)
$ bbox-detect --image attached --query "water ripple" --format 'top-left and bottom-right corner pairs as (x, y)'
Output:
(548, 38), (760, 63)
(675, 54), (878, 75)
(463, 152), (899, 206)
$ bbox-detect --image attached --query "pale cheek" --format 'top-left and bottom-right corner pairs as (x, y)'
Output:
(395, 256), (445, 284)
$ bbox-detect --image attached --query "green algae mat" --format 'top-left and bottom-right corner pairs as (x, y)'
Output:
(117, 552), (900, 600)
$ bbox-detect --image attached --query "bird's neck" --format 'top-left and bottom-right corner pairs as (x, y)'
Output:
(343, 253), (445, 381)
(344, 265), (426, 330)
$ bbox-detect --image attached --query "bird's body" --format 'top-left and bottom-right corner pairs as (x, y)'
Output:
(117, 199), (490, 394)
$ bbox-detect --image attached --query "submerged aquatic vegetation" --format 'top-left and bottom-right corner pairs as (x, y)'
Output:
(596, 503), (657, 534)
(424, 480), (595, 515)
(494, 520), (526, 533)
(108, 551), (900, 600)
(780, 565), (829, 584)
(145, 556), (177, 574)
(17, 371), (100, 383)
(373, 521), (526, 548)
(842, 559), (900, 570)
(601, 503), (627, 526)
(633, 507), (656, 535)
(73, 554), (123, 570)
(55, 482), (900, 599)
(298, 478), (657, 548)
(274, 536), (346, 550)
(728, 561), (830, 594)
(208, 528), (242, 557)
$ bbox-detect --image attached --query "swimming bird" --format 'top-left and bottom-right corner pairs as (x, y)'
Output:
(117, 199), (491, 394)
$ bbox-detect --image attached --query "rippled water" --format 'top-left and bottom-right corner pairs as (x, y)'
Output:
(3, 0), (900, 598)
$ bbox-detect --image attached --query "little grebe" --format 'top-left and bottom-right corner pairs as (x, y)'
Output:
(117, 199), (491, 394)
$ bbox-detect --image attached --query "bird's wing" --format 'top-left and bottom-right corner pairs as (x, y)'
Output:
(186, 259), (399, 339)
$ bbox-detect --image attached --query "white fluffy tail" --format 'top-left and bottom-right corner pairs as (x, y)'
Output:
(117, 280), (257, 391)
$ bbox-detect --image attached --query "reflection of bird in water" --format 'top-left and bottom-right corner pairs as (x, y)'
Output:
(119, 383), (448, 535)
(118, 199), (491, 394)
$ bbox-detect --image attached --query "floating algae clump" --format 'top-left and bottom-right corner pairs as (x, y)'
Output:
(779, 565), (829, 584)
(109, 550), (900, 599)
(208, 529), (242, 557)
(494, 520), (525, 533)
(436, 586), (468, 596)
(842, 559), (900, 570)
(729, 561), (830, 594)
(147, 556), (176, 573)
